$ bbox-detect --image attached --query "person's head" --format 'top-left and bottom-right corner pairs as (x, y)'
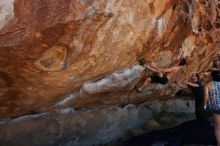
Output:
(178, 58), (187, 66)
(191, 73), (200, 83)
(213, 59), (218, 68)
(211, 70), (220, 82)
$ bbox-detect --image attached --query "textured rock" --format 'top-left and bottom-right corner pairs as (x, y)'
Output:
(0, 98), (195, 146)
(0, 0), (220, 118)
(0, 0), (14, 30)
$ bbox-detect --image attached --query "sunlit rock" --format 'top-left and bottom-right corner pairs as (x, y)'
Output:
(0, 0), (14, 30)
(0, 0), (220, 118)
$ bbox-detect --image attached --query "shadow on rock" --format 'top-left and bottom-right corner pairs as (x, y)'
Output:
(120, 120), (216, 146)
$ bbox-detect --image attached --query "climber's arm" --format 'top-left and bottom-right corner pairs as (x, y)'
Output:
(160, 66), (178, 73)
(144, 64), (162, 73)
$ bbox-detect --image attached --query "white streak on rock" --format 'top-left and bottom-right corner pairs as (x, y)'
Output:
(82, 64), (144, 94)
(57, 107), (75, 114)
(57, 93), (77, 106)
(11, 113), (49, 123)
(0, 0), (14, 30)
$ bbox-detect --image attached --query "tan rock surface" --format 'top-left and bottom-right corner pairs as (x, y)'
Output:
(0, 0), (220, 118)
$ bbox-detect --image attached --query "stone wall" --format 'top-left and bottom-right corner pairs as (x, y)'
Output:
(0, 0), (14, 30)
(0, 0), (220, 118)
(0, 98), (195, 146)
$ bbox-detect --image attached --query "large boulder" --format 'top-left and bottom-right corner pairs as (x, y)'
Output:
(0, 0), (219, 118)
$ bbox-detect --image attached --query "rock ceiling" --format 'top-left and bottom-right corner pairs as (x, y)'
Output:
(0, 0), (220, 118)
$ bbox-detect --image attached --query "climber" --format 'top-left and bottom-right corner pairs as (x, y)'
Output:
(177, 73), (210, 121)
(134, 56), (187, 92)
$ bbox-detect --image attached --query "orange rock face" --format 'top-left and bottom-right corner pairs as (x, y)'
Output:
(0, 0), (220, 118)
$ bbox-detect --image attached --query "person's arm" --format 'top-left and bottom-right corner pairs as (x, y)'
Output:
(150, 62), (161, 70)
(144, 64), (162, 73)
(185, 81), (200, 87)
(203, 84), (209, 109)
(160, 66), (178, 73)
(172, 50), (184, 66)
(149, 61), (180, 73)
(177, 50), (184, 59)
(177, 81), (188, 88)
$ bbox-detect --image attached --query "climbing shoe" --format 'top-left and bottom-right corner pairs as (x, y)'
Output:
(138, 58), (146, 66)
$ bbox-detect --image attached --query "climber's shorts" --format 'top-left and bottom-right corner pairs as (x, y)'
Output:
(150, 75), (169, 85)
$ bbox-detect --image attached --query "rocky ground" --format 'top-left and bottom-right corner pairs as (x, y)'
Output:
(0, 96), (196, 146)
(116, 119), (215, 146)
